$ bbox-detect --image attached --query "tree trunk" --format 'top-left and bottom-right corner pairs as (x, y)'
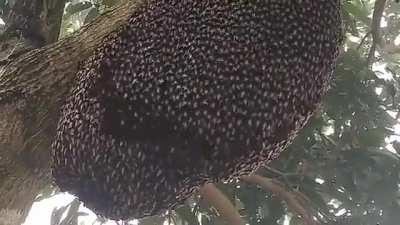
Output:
(0, 1), (142, 224)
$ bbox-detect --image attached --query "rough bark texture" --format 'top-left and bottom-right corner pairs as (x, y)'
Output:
(4, 0), (66, 46)
(0, 1), (142, 224)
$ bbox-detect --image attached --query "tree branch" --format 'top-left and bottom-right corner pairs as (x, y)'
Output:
(367, 0), (387, 65)
(4, 0), (67, 46)
(1, 0), (143, 104)
(199, 183), (246, 225)
(0, 0), (145, 223)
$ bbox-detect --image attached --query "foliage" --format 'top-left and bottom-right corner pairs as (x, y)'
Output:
(0, 0), (6, 14)
(59, 0), (120, 38)
(48, 0), (400, 225)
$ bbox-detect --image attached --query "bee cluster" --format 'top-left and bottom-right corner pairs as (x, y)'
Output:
(52, 0), (342, 220)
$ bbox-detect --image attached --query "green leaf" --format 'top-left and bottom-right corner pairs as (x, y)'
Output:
(201, 215), (212, 225)
(263, 197), (285, 222)
(175, 206), (200, 225)
(65, 1), (92, 18)
(365, 148), (400, 167)
(358, 128), (387, 147)
(59, 199), (81, 225)
(343, 0), (371, 25)
(84, 7), (99, 24)
(139, 216), (165, 225)
(289, 216), (306, 225)
(300, 183), (330, 217)
(50, 205), (70, 225)
(0, 0), (6, 12)
(101, 0), (119, 7)
(368, 178), (398, 205)
(34, 185), (56, 202)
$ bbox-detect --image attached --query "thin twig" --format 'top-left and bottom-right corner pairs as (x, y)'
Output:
(263, 166), (300, 177)
(262, 165), (301, 189)
(264, 166), (286, 176)
(357, 31), (371, 50)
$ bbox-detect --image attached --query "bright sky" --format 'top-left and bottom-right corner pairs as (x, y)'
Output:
(23, 192), (141, 225)
(23, 193), (93, 225)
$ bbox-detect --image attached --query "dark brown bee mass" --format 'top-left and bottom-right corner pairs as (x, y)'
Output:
(52, 0), (342, 220)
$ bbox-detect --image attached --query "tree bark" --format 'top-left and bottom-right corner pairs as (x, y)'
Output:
(3, 0), (67, 46)
(0, 1), (143, 224)
(199, 183), (246, 225)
